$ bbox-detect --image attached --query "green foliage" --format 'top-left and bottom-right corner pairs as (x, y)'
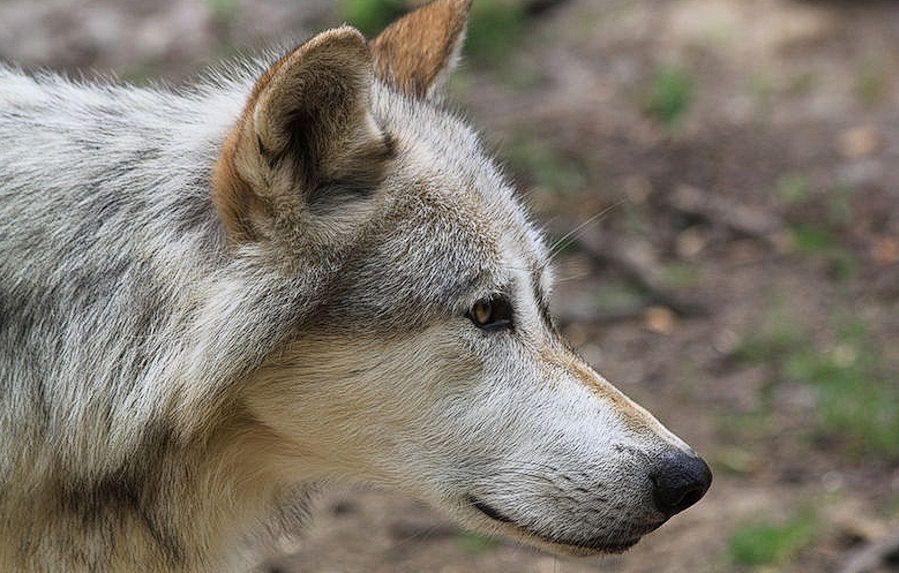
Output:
(719, 411), (778, 443)
(341, 0), (406, 36)
(825, 184), (856, 228)
(728, 511), (817, 566)
(662, 262), (703, 289)
(790, 224), (834, 254)
(776, 173), (810, 204)
(789, 223), (856, 280)
(505, 138), (586, 195)
(455, 532), (501, 553)
(826, 249), (857, 282)
(748, 72), (775, 111)
(785, 321), (899, 457)
(888, 493), (899, 517)
(643, 66), (694, 127)
(732, 313), (807, 365)
(341, 0), (525, 68)
(736, 312), (899, 459)
(465, 0), (525, 63)
(787, 70), (818, 97)
(207, 0), (237, 18)
(711, 445), (754, 475)
(856, 60), (888, 106)
(594, 283), (648, 313)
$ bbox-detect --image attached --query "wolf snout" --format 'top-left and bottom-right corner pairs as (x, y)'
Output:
(649, 450), (712, 518)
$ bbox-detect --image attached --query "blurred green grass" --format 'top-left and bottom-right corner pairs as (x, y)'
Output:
(207, 0), (238, 19)
(643, 65), (694, 127)
(467, 0), (525, 63)
(735, 312), (899, 459)
(662, 262), (703, 289)
(776, 173), (810, 204)
(790, 224), (835, 254)
(786, 321), (899, 458)
(341, 0), (525, 64)
(856, 59), (889, 107)
(728, 510), (818, 567)
(788, 223), (856, 281)
(504, 136), (586, 196)
(454, 531), (501, 553)
(341, 0), (407, 36)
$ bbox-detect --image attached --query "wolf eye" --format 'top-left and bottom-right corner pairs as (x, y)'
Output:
(468, 296), (513, 331)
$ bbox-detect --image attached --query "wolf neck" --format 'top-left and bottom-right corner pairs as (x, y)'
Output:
(0, 409), (315, 571)
(0, 68), (318, 568)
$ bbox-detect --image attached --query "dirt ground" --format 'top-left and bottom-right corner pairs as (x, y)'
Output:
(3, 1), (898, 571)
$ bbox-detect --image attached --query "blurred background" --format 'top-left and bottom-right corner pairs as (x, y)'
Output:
(3, 0), (898, 571)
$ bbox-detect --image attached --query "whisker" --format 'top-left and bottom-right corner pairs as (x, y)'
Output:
(543, 199), (626, 268)
(551, 270), (594, 284)
(474, 458), (565, 473)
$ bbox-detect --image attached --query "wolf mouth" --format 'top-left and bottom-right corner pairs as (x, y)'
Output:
(467, 496), (643, 553)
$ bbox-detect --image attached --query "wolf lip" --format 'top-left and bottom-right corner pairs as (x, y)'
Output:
(467, 495), (515, 523)
(467, 496), (642, 553)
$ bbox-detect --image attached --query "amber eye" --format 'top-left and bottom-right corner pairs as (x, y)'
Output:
(468, 295), (513, 331)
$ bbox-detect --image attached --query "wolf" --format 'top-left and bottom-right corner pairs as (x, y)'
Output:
(0, 0), (711, 570)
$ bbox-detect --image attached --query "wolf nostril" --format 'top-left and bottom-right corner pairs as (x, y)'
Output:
(650, 450), (712, 517)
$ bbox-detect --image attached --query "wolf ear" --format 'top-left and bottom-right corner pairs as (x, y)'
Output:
(213, 27), (393, 243)
(371, 0), (472, 100)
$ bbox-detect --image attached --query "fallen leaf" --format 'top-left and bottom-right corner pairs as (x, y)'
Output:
(871, 236), (899, 265)
(840, 126), (880, 159)
(644, 305), (676, 334)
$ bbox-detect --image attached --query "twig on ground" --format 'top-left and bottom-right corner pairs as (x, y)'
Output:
(553, 303), (647, 327)
(666, 185), (788, 250)
(575, 231), (710, 317)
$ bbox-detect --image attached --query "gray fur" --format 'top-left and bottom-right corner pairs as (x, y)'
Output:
(0, 49), (536, 570)
(0, 11), (706, 571)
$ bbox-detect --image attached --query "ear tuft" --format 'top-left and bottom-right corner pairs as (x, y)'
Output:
(213, 26), (392, 244)
(371, 0), (472, 100)
(252, 26), (372, 159)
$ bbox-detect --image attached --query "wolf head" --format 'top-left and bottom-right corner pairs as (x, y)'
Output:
(212, 0), (710, 556)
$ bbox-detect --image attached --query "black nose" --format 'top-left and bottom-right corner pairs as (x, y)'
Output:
(650, 450), (712, 517)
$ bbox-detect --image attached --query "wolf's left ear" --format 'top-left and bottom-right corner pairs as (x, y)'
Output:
(214, 27), (393, 243)
(371, 0), (472, 100)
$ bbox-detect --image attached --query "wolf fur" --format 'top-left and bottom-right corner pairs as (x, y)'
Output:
(0, 1), (708, 570)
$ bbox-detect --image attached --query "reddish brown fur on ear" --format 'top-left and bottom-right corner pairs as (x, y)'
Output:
(213, 27), (392, 243)
(371, 0), (472, 99)
(212, 125), (267, 242)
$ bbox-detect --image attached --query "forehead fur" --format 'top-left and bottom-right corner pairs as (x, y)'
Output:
(369, 80), (549, 269)
(306, 80), (550, 332)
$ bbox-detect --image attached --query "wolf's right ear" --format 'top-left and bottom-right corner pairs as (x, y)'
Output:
(371, 0), (472, 100)
(213, 27), (393, 244)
